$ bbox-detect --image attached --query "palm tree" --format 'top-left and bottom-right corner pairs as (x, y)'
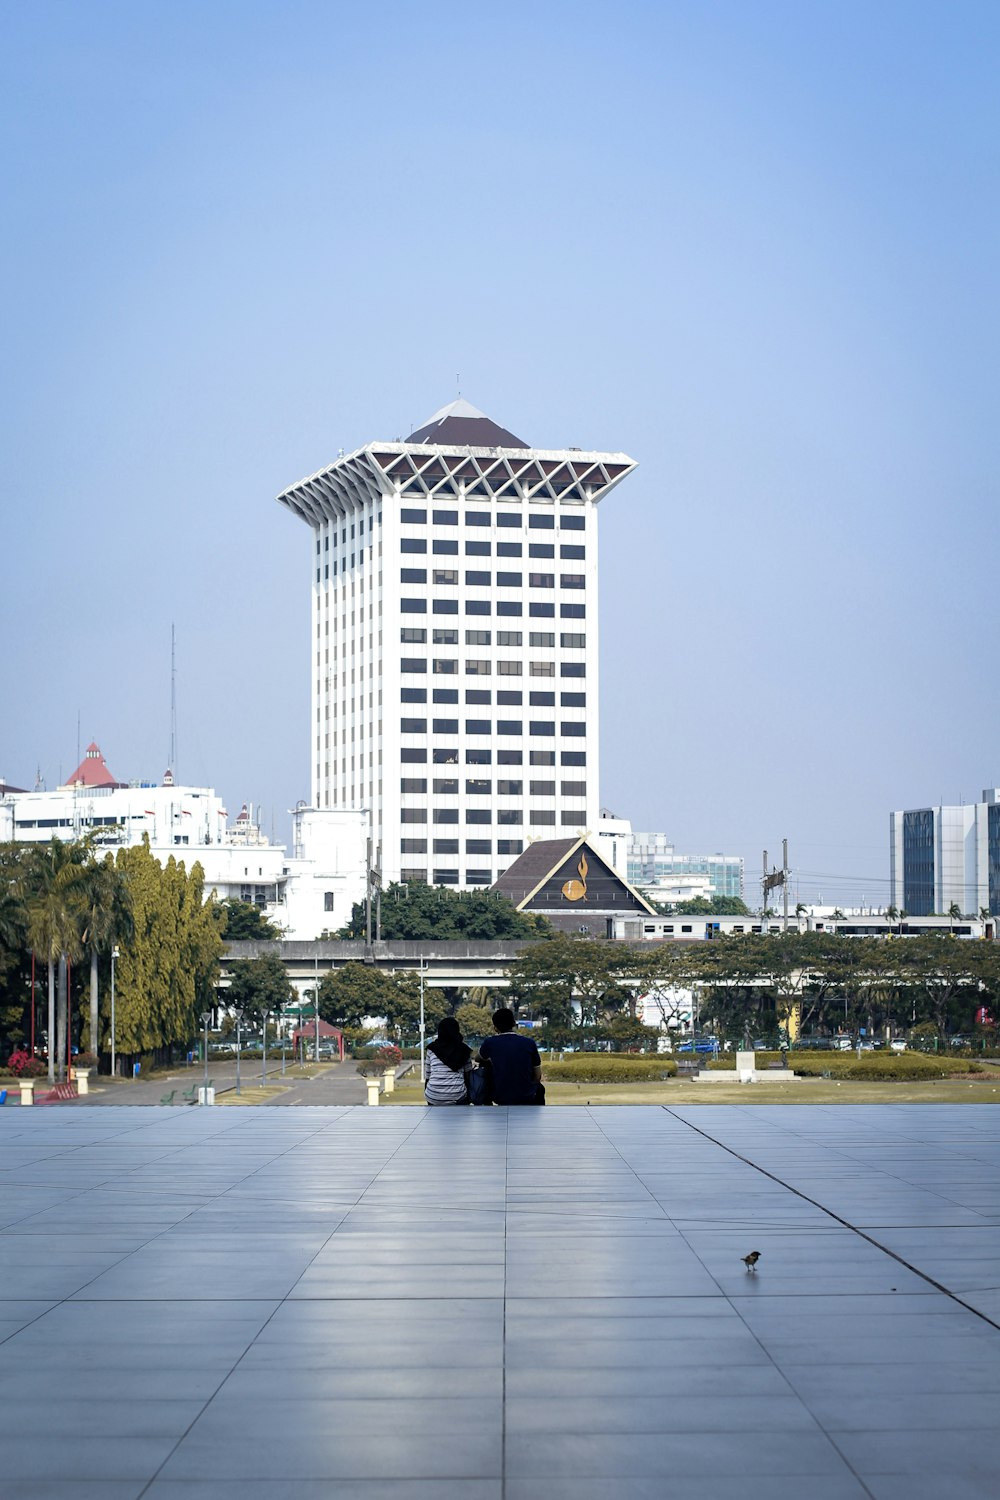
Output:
(947, 902), (961, 933)
(26, 841), (86, 1082)
(79, 855), (131, 1057)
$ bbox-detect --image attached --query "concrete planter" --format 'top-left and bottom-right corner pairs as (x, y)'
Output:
(71, 1067), (92, 1095)
(18, 1078), (36, 1106)
(382, 1068), (396, 1094)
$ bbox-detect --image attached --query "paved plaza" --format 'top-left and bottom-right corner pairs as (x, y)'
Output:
(1, 1104), (1000, 1499)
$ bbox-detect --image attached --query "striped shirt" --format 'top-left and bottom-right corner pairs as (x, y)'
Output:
(424, 1048), (470, 1105)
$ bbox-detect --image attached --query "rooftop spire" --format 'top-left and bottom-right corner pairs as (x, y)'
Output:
(407, 399), (528, 449)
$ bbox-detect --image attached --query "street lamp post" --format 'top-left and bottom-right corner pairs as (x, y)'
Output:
(234, 1008), (244, 1095)
(419, 961), (427, 1084)
(261, 1008), (269, 1088)
(110, 946), (120, 1079)
(314, 955), (320, 1063)
(200, 1011), (212, 1093)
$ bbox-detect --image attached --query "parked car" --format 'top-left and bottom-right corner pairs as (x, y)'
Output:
(833, 1037), (852, 1050)
(890, 1039), (907, 1052)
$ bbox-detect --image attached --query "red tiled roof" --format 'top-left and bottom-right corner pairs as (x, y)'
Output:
(62, 742), (120, 789)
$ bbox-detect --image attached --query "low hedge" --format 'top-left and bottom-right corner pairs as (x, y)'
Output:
(542, 1056), (677, 1082)
(703, 1050), (987, 1080)
(791, 1053), (985, 1081)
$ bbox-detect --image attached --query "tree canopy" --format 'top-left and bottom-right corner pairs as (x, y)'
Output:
(221, 899), (282, 942)
(315, 962), (449, 1040)
(0, 837), (225, 1069)
(504, 932), (641, 1032)
(225, 952), (294, 1017)
(651, 896), (751, 916)
(337, 882), (549, 941)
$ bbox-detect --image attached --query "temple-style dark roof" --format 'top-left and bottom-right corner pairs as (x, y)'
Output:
(493, 834), (657, 917)
(407, 398), (528, 449)
(493, 837), (580, 905)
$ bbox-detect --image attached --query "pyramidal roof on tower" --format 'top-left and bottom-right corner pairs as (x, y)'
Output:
(407, 399), (528, 449)
(61, 742), (122, 790)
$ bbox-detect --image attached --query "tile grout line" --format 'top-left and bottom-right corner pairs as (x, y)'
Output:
(664, 1107), (1000, 1335)
(689, 1102), (1000, 1226)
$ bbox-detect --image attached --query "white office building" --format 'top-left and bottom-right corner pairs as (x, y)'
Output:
(890, 788), (1000, 917)
(277, 399), (637, 888)
(0, 745), (368, 938)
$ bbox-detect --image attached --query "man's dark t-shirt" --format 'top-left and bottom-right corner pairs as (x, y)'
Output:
(480, 1033), (541, 1105)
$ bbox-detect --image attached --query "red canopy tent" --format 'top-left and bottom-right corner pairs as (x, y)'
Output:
(291, 1020), (345, 1061)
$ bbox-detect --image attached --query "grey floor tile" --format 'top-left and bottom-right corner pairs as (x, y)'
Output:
(159, 1425), (502, 1480)
(145, 1485), (502, 1500)
(832, 1429), (1000, 1477)
(0, 1435), (180, 1481)
(505, 1479), (871, 1500)
(505, 1430), (850, 1477)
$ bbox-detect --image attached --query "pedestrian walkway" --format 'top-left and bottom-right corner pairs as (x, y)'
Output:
(67, 1058), (368, 1107)
(1, 1104), (999, 1498)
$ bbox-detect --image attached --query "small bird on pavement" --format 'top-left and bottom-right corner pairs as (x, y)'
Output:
(742, 1251), (761, 1273)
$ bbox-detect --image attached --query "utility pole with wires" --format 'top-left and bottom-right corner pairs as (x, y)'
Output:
(762, 840), (790, 930)
(364, 837), (382, 953)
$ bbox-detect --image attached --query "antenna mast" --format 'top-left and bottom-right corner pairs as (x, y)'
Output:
(169, 624), (177, 777)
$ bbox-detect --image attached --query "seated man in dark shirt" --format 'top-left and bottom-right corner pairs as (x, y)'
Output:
(479, 1007), (544, 1106)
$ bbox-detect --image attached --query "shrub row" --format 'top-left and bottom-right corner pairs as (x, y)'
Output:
(791, 1054), (983, 1080)
(703, 1050), (988, 1080)
(542, 1056), (677, 1082)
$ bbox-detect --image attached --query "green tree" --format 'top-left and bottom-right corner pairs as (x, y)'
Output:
(112, 841), (224, 1067)
(79, 853), (131, 1055)
(381, 971), (449, 1041)
(597, 1014), (661, 1052)
(0, 844), (33, 1050)
(338, 882), (549, 941)
(316, 962), (395, 1029)
(225, 952), (294, 1023)
(26, 840), (87, 1080)
(185, 862), (226, 1025)
(221, 899), (282, 941)
(893, 936), (986, 1036)
(673, 896), (751, 916)
(455, 1001), (494, 1038)
(505, 933), (636, 1035)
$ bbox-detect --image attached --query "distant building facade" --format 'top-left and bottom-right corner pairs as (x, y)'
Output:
(0, 744), (368, 938)
(627, 832), (744, 904)
(890, 788), (1000, 917)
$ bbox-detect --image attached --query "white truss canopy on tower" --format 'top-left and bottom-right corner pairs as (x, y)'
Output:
(277, 441), (637, 526)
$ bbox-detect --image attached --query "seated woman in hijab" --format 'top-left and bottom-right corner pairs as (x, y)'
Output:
(425, 1016), (474, 1106)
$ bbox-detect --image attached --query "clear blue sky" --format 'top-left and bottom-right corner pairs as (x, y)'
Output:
(2, 0), (997, 906)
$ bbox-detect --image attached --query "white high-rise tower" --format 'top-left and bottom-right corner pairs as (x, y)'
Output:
(277, 400), (636, 889)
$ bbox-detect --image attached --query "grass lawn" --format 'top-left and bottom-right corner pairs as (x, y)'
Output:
(214, 1062), (336, 1104)
(382, 1075), (1000, 1106)
(217, 1084), (288, 1106)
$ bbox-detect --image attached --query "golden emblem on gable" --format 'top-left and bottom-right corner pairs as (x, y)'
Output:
(561, 853), (588, 902)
